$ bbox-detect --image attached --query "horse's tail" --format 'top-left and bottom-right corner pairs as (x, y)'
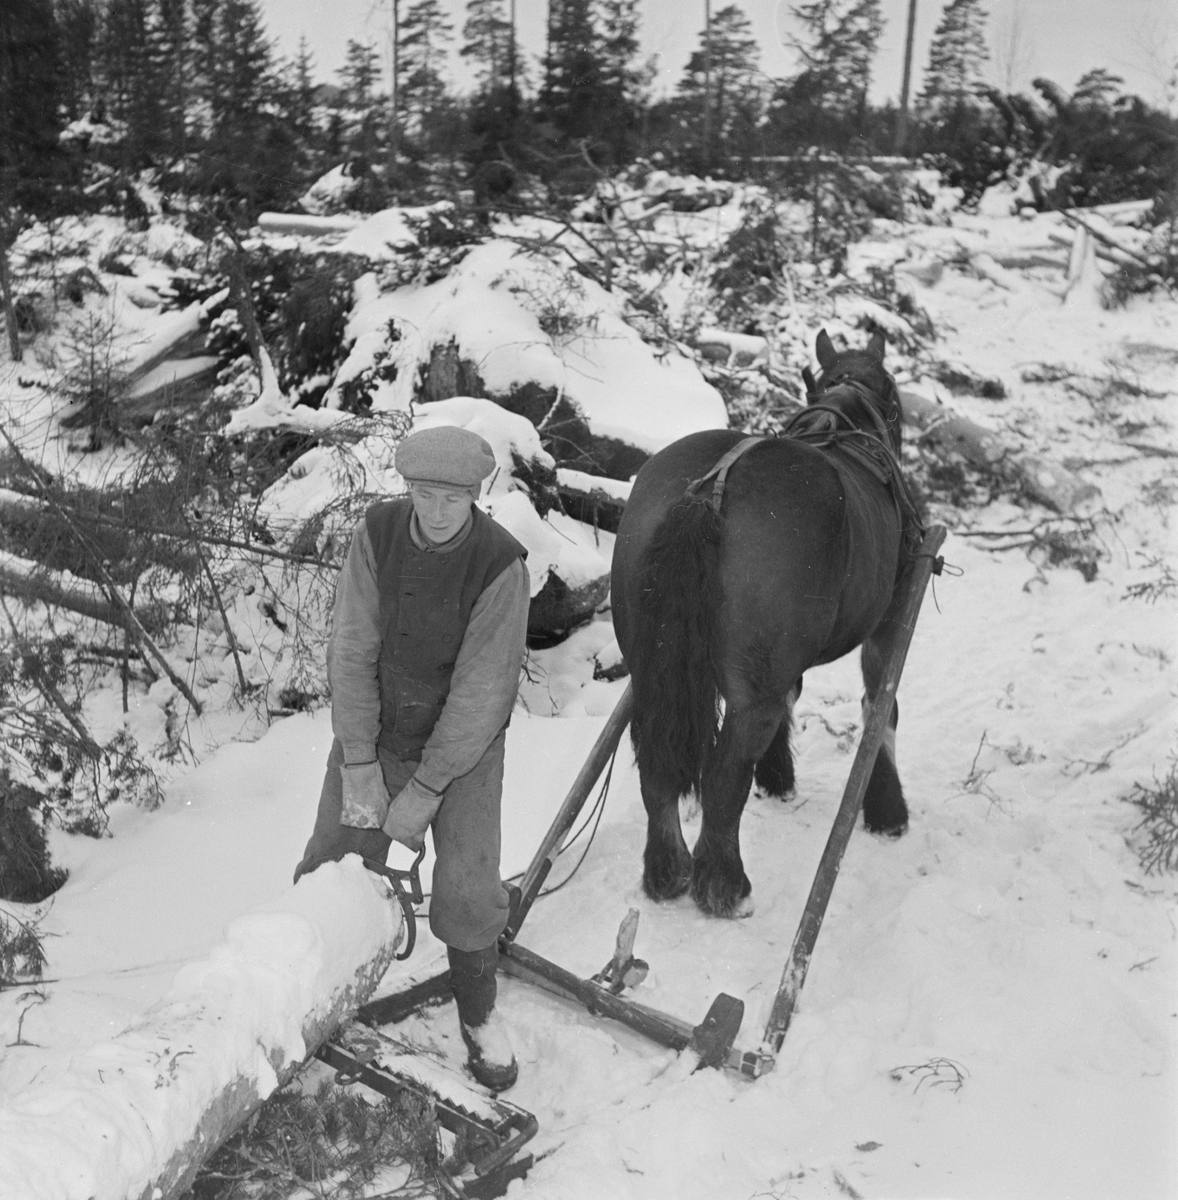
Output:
(628, 496), (725, 800)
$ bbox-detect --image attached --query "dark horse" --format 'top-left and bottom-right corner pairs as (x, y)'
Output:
(611, 330), (923, 918)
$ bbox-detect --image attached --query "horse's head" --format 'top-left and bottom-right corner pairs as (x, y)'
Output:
(802, 329), (903, 457)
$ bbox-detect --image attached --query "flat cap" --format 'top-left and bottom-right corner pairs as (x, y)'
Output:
(395, 425), (497, 488)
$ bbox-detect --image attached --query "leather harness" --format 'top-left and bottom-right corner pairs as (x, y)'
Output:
(685, 375), (924, 549)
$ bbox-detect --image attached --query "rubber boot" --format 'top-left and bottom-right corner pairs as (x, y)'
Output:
(448, 943), (518, 1092)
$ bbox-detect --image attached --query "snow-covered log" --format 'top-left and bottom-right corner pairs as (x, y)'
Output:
(0, 547), (169, 634)
(555, 467), (631, 533)
(0, 859), (404, 1200)
(257, 212), (361, 237)
(122, 291), (228, 386)
(121, 355), (221, 425)
(901, 389), (1101, 513)
(695, 329), (770, 369)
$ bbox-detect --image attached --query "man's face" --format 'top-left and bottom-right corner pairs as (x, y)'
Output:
(408, 482), (475, 545)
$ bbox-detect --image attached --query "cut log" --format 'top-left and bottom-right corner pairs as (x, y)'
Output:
(1063, 225), (1099, 305)
(0, 858), (404, 1200)
(123, 290), (228, 388)
(121, 355), (221, 425)
(901, 389), (1101, 513)
(257, 212), (361, 237)
(695, 329), (770, 369)
(0, 548), (170, 634)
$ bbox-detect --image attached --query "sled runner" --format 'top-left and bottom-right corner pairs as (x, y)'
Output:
(315, 1023), (538, 1198)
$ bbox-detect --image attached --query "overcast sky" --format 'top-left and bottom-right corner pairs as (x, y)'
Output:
(259, 0), (1177, 108)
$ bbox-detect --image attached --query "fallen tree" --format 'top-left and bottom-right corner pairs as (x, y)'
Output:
(0, 548), (169, 634)
(0, 858), (404, 1200)
(900, 389), (1101, 513)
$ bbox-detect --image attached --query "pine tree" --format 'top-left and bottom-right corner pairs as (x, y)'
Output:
(771, 0), (885, 149)
(917, 0), (988, 115)
(399, 0), (454, 146)
(677, 4), (763, 165)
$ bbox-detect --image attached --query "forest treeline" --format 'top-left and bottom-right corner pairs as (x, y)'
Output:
(1, 0), (1175, 229)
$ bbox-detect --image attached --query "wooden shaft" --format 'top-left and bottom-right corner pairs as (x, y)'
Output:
(762, 524), (947, 1051)
(505, 682), (634, 939)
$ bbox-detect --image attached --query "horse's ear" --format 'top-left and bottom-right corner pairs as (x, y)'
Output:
(815, 329), (837, 369)
(867, 331), (886, 360)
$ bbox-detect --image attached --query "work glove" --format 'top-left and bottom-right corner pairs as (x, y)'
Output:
(340, 761), (390, 829)
(382, 777), (444, 851)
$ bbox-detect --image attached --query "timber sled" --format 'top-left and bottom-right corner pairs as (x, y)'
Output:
(315, 1022), (538, 1199)
(312, 851), (539, 1198)
(317, 523), (944, 1186)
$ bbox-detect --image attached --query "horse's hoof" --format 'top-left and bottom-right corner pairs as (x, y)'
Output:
(692, 889), (754, 920)
(642, 861), (692, 901)
(690, 863), (753, 920)
(866, 818), (908, 839)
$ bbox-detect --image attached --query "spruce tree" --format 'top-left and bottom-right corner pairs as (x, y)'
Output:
(1, 0), (64, 357)
(97, 0), (152, 166)
(399, 0), (454, 147)
(596, 0), (649, 166)
(287, 36), (318, 141)
(917, 0), (988, 115)
(538, 0), (601, 145)
(145, 0), (192, 170)
(771, 0), (885, 149)
(337, 39), (384, 164)
(676, 4), (763, 167)
(460, 0), (512, 93)
(55, 0), (100, 124)
(461, 0), (518, 164)
(191, 0), (294, 213)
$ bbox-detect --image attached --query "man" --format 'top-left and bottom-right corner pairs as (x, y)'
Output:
(294, 425), (530, 1092)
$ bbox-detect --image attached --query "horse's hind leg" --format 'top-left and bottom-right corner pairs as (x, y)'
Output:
(860, 633), (908, 836)
(753, 677), (802, 798)
(641, 774), (693, 901)
(693, 704), (782, 917)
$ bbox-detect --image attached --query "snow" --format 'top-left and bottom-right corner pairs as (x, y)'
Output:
(2, 189), (1177, 1200)
(324, 239), (727, 454)
(485, 492), (612, 597)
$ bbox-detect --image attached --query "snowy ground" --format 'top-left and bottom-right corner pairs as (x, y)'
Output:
(1, 204), (1176, 1199)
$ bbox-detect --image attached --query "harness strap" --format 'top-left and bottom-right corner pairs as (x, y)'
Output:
(685, 436), (768, 513)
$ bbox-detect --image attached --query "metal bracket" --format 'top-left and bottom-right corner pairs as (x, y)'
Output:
(364, 845), (426, 960)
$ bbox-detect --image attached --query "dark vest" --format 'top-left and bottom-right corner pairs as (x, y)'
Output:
(366, 498), (527, 759)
